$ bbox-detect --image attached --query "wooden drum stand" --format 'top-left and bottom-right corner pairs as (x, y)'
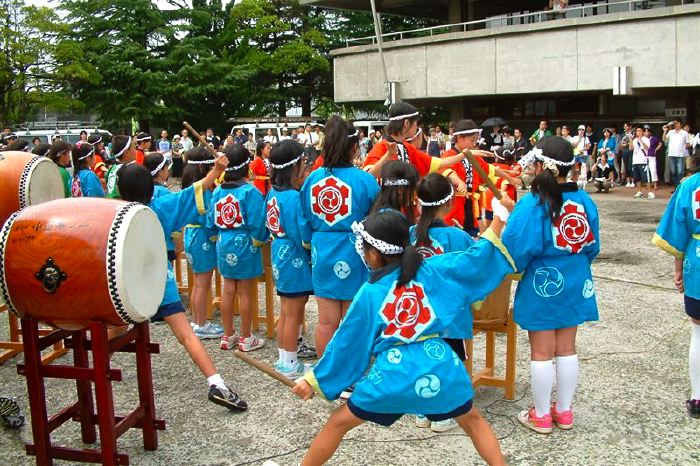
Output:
(17, 318), (164, 465)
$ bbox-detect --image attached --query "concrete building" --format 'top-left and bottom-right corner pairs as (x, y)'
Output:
(303, 0), (700, 130)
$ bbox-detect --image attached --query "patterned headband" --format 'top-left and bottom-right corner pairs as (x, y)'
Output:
(389, 112), (419, 121)
(382, 178), (409, 187)
(517, 147), (576, 169)
(225, 159), (250, 172)
(150, 157), (171, 176)
(270, 154), (302, 170)
(352, 221), (405, 257)
(187, 159), (215, 165)
(78, 146), (96, 160)
(418, 185), (454, 207)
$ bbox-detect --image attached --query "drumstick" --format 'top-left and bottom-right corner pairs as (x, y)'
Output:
(462, 150), (503, 201)
(183, 121), (218, 157)
(234, 351), (296, 388)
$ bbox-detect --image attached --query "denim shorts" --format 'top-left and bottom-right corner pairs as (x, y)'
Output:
(632, 164), (648, 183)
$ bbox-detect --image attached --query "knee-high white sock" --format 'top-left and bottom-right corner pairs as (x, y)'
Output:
(555, 354), (579, 412)
(530, 360), (554, 417)
(690, 323), (700, 400)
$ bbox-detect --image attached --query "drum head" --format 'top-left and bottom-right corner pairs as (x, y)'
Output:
(109, 204), (167, 323)
(25, 157), (65, 207)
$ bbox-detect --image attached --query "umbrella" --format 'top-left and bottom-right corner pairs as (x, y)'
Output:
(480, 117), (507, 128)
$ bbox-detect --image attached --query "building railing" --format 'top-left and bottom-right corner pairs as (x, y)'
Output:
(345, 0), (687, 47)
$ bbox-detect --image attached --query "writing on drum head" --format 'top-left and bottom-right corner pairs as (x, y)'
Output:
(34, 257), (68, 294)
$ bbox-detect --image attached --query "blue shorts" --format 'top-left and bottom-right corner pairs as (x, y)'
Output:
(632, 164), (649, 184)
(685, 295), (700, 320)
(444, 338), (466, 362)
(277, 290), (314, 298)
(346, 398), (473, 427)
(151, 301), (184, 323)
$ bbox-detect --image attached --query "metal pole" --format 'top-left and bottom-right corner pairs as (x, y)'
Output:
(369, 0), (390, 87)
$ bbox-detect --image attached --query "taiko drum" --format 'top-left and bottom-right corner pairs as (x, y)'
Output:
(0, 198), (167, 330)
(0, 151), (65, 226)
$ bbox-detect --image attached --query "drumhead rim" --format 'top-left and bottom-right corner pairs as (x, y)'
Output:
(19, 155), (45, 210)
(0, 211), (21, 317)
(106, 202), (142, 324)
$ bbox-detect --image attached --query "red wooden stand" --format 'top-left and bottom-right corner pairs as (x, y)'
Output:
(17, 319), (165, 466)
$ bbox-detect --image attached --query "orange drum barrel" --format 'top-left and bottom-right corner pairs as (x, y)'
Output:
(0, 198), (167, 330)
(0, 151), (65, 226)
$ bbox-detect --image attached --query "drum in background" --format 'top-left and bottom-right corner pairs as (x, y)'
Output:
(0, 151), (65, 225)
(472, 278), (512, 329)
(0, 198), (167, 330)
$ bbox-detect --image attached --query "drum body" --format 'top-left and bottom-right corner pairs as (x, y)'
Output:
(472, 278), (512, 329)
(0, 151), (65, 225)
(0, 198), (167, 330)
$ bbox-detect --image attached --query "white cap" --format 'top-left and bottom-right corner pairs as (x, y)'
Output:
(577, 125), (585, 131)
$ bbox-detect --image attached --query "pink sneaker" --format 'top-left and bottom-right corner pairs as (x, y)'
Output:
(517, 407), (552, 434)
(551, 405), (574, 430)
(220, 334), (237, 350)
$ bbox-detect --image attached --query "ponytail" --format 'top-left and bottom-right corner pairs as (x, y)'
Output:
(414, 173), (452, 245)
(413, 206), (437, 248)
(530, 165), (563, 223)
(398, 245), (422, 287)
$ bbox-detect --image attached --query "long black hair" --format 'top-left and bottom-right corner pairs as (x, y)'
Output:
(117, 163), (153, 205)
(222, 143), (250, 182)
(386, 102), (421, 136)
(690, 140), (700, 174)
(6, 139), (30, 151)
(181, 146), (213, 189)
(48, 140), (72, 164)
(71, 143), (95, 173)
(362, 210), (422, 287)
(530, 136), (574, 223)
(322, 115), (358, 169)
(370, 160), (419, 224)
(414, 174), (453, 248)
(270, 139), (304, 188)
(255, 140), (270, 159)
(32, 143), (52, 157)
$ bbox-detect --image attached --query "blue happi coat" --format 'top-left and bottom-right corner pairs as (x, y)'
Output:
(303, 230), (515, 414)
(653, 172), (700, 300)
(184, 188), (217, 274)
(71, 169), (105, 198)
(299, 166), (380, 300)
(152, 183), (176, 254)
(207, 181), (267, 280)
(265, 186), (313, 294)
(409, 220), (475, 259)
(502, 183), (600, 331)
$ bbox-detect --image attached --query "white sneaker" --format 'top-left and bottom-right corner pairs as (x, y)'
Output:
(647, 192), (655, 199)
(627, 182), (635, 188)
(238, 335), (266, 352)
(220, 333), (239, 350)
(430, 418), (459, 432)
(415, 415), (431, 428)
(633, 191), (643, 198)
(276, 361), (306, 380)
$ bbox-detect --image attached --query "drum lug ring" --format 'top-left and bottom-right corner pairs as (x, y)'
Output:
(106, 203), (140, 325)
(34, 257), (68, 294)
(0, 211), (21, 316)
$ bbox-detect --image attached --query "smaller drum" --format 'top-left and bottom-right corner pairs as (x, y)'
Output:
(472, 278), (512, 329)
(0, 198), (167, 330)
(0, 151), (65, 226)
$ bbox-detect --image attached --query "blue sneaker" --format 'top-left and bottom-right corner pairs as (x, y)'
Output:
(210, 321), (224, 333)
(276, 361), (306, 380)
(194, 322), (224, 340)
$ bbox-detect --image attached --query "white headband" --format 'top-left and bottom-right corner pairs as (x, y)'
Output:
(150, 157), (169, 176)
(518, 147), (576, 169)
(187, 158), (215, 165)
(406, 128), (423, 142)
(418, 185), (454, 207)
(382, 178), (409, 187)
(389, 112), (419, 121)
(88, 136), (103, 146)
(225, 159), (250, 172)
(78, 146), (95, 160)
(136, 135), (152, 142)
(348, 129), (359, 138)
(352, 221), (405, 257)
(270, 154), (302, 170)
(41, 148), (51, 157)
(495, 148), (515, 160)
(452, 128), (482, 137)
(113, 136), (132, 160)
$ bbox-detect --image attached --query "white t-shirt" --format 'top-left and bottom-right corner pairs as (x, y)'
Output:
(263, 135), (277, 144)
(296, 132), (309, 146)
(666, 130), (688, 158)
(632, 136), (650, 165)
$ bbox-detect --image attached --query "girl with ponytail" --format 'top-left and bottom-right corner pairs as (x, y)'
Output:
(299, 115), (380, 357)
(70, 143), (105, 198)
(502, 136), (600, 434)
(292, 204), (515, 466)
(369, 160), (419, 224)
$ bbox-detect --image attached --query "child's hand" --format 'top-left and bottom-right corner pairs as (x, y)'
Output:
(292, 379), (314, 400)
(491, 194), (513, 222)
(453, 179), (467, 195)
(214, 153), (229, 174)
(674, 269), (684, 293)
(385, 142), (397, 159)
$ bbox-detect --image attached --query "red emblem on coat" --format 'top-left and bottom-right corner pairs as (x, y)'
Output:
(310, 176), (351, 225)
(552, 200), (595, 253)
(693, 187), (700, 221)
(215, 194), (243, 229)
(416, 237), (444, 259)
(266, 197), (285, 237)
(379, 282), (435, 343)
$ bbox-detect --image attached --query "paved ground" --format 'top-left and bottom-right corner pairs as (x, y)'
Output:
(1, 184), (698, 465)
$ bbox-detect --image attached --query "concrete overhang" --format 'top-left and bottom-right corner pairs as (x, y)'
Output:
(300, 0), (450, 20)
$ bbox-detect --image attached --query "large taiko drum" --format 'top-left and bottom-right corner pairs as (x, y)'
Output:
(0, 151), (65, 226)
(0, 198), (167, 330)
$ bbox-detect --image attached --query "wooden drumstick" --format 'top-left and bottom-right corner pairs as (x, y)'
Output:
(234, 351), (296, 388)
(462, 150), (503, 201)
(183, 121), (218, 157)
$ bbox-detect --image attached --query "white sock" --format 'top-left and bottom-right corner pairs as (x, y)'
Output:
(284, 350), (298, 367)
(298, 325), (303, 341)
(531, 360), (554, 417)
(690, 323), (700, 400)
(555, 354), (579, 412)
(277, 348), (284, 362)
(207, 373), (226, 390)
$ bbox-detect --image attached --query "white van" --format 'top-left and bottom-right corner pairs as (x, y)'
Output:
(230, 120), (324, 141)
(14, 124), (112, 146)
(352, 120), (389, 138)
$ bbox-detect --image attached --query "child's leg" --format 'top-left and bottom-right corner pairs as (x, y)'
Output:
(301, 404), (364, 466)
(528, 330), (556, 417)
(282, 296), (306, 353)
(221, 278), (238, 336)
(690, 319), (700, 400)
(315, 297), (342, 356)
(554, 326), (579, 412)
(164, 312), (216, 378)
(237, 278), (257, 337)
(192, 270), (214, 326)
(455, 407), (506, 466)
(276, 302), (286, 361)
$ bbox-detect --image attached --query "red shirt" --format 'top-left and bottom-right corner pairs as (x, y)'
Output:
(311, 155), (324, 171)
(440, 148), (492, 229)
(363, 139), (440, 178)
(135, 149), (145, 165)
(92, 153), (107, 182)
(483, 162), (518, 213)
(250, 157), (270, 195)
